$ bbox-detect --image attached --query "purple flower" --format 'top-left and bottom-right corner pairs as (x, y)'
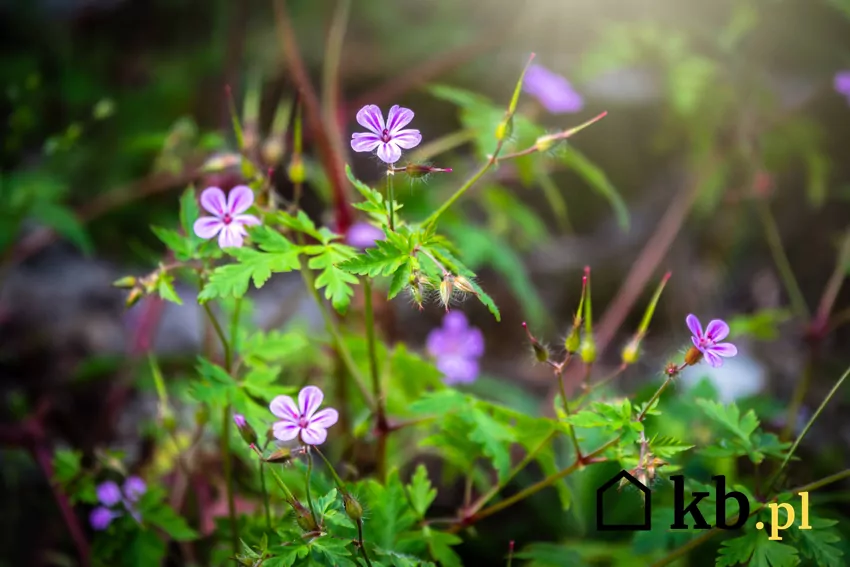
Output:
(426, 311), (485, 385)
(96, 481), (122, 507)
(834, 70), (850, 101)
(123, 476), (147, 503)
(522, 64), (584, 114)
(686, 314), (738, 368)
(233, 413), (247, 428)
(269, 386), (339, 445)
(346, 222), (385, 249)
(193, 185), (261, 248)
(350, 105), (422, 164)
(90, 507), (119, 531)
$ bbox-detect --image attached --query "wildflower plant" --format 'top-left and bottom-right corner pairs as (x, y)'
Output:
(40, 19), (850, 567)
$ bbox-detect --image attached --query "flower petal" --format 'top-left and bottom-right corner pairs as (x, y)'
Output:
(218, 225), (244, 248)
(351, 132), (382, 153)
(300, 425), (328, 445)
(309, 408), (339, 429)
(97, 481), (122, 507)
(234, 214), (261, 229)
(122, 477), (146, 502)
(298, 385), (324, 419)
(391, 129), (422, 150)
(686, 314), (703, 338)
(426, 328), (449, 357)
(200, 186), (227, 216)
(270, 395), (299, 421)
(385, 105), (414, 133)
(272, 421), (301, 441)
(227, 185), (255, 215)
(90, 507), (118, 531)
(691, 336), (701, 350)
(703, 350), (723, 368)
(462, 327), (485, 358)
(443, 311), (469, 332)
(711, 343), (738, 357)
(193, 217), (224, 239)
(356, 104), (385, 135)
(437, 355), (479, 385)
(376, 142), (402, 164)
(704, 319), (730, 342)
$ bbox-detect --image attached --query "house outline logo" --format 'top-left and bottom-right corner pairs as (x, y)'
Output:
(596, 470), (651, 531)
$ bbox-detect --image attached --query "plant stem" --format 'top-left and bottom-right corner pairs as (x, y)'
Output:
(422, 155), (499, 231)
(756, 199), (809, 320)
(362, 278), (388, 481)
(203, 303), (232, 370)
(812, 229), (850, 331)
(357, 520), (375, 567)
(557, 366), (583, 461)
(304, 449), (320, 529)
(450, 435), (619, 532)
(386, 169), (396, 231)
(259, 459), (272, 530)
(636, 370), (680, 422)
(769, 362), (850, 492)
(298, 257), (377, 410)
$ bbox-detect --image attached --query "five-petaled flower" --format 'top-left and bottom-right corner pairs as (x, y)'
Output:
(270, 386), (339, 445)
(426, 311), (485, 385)
(346, 221), (385, 249)
(350, 105), (422, 164)
(193, 185), (261, 249)
(522, 63), (584, 114)
(834, 70), (850, 103)
(686, 314), (738, 368)
(90, 476), (147, 530)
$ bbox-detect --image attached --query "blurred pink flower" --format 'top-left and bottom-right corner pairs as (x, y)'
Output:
(426, 311), (485, 384)
(523, 64), (584, 114)
(346, 222), (385, 249)
(351, 104), (422, 164)
(834, 70), (850, 101)
(193, 185), (261, 248)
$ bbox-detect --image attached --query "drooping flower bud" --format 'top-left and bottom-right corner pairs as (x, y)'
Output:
(233, 413), (258, 447)
(342, 492), (363, 522)
(290, 500), (319, 533)
(264, 447), (295, 464)
(522, 322), (549, 363)
(454, 275), (477, 296)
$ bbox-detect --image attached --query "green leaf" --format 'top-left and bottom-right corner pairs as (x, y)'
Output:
(463, 406), (516, 480)
(338, 238), (410, 277)
(275, 210), (337, 244)
(407, 465), (437, 517)
(308, 243), (359, 313)
(31, 202), (93, 254)
(718, 530), (800, 567)
(242, 328), (314, 366)
(198, 227), (301, 301)
(387, 261), (412, 300)
(144, 502), (198, 541)
(151, 226), (191, 259)
(157, 272), (183, 305)
(360, 470), (418, 550)
(696, 399), (759, 444)
(515, 542), (587, 567)
(129, 530), (167, 567)
(794, 515), (844, 567)
(53, 449), (83, 485)
(408, 390), (468, 415)
(727, 309), (793, 341)
(649, 436), (694, 459)
(560, 146), (629, 232)
(191, 357), (237, 405)
(345, 165), (388, 221)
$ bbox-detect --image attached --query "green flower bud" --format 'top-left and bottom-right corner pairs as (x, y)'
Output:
(125, 287), (143, 308)
(113, 276), (137, 289)
(291, 500), (319, 533)
(343, 492), (363, 522)
(579, 336), (596, 364)
(287, 155), (305, 184)
(621, 338), (640, 365)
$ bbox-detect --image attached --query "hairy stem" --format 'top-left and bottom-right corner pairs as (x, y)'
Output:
(357, 520), (374, 567)
(304, 449), (320, 529)
(557, 366), (583, 461)
(387, 169), (396, 232)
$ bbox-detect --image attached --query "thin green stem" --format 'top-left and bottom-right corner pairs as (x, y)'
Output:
(386, 169), (395, 231)
(770, 362), (850, 492)
(637, 371), (680, 422)
(423, 157), (498, 231)
(304, 449), (320, 529)
(782, 351), (814, 441)
(450, 435), (620, 532)
(221, 405), (238, 555)
(357, 520), (374, 567)
(229, 297), (242, 357)
(259, 460), (272, 531)
(298, 257), (377, 410)
(557, 368), (583, 460)
(362, 278), (387, 481)
(203, 303), (232, 370)
(756, 200), (809, 319)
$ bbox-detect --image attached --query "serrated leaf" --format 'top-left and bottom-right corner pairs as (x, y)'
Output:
(338, 239), (409, 277)
(463, 407), (516, 480)
(514, 542), (587, 567)
(157, 272), (183, 305)
(407, 465), (437, 517)
(151, 226), (191, 259)
(144, 502), (198, 541)
(696, 399), (759, 444)
(649, 436), (694, 459)
(387, 261), (412, 300)
(309, 243), (358, 313)
(275, 210), (335, 244)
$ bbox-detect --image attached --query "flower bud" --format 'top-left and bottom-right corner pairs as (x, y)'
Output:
(495, 115), (513, 142)
(287, 154), (305, 184)
(264, 447), (294, 464)
(291, 500), (319, 533)
(522, 322), (549, 363)
(579, 267), (595, 364)
(684, 346), (703, 366)
(454, 275), (477, 296)
(342, 492), (363, 522)
(401, 163), (453, 178)
(621, 338), (640, 365)
(261, 137), (285, 167)
(579, 336), (596, 364)
(534, 134), (561, 153)
(113, 276), (137, 289)
(125, 287), (143, 308)
(439, 275), (454, 311)
(233, 413), (258, 446)
(201, 152), (242, 173)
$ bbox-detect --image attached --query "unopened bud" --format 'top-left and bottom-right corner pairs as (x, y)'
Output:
(291, 500), (319, 532)
(579, 336), (596, 364)
(201, 152), (242, 172)
(113, 276), (137, 289)
(401, 163), (453, 178)
(495, 115), (513, 142)
(454, 275), (477, 296)
(233, 413), (258, 446)
(534, 134), (561, 153)
(621, 338), (640, 365)
(343, 492), (363, 521)
(125, 287), (143, 308)
(564, 326), (581, 353)
(522, 322), (549, 363)
(261, 137), (285, 167)
(287, 155), (305, 184)
(684, 346), (703, 366)
(439, 275), (454, 311)
(264, 448), (294, 464)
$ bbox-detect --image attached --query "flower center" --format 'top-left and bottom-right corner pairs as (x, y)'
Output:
(298, 416), (310, 428)
(698, 337), (714, 348)
(381, 128), (391, 143)
(222, 213), (232, 224)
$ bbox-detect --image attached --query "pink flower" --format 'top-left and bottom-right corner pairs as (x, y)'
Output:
(269, 386), (339, 445)
(346, 222), (385, 249)
(350, 104), (422, 164)
(426, 311), (485, 385)
(522, 64), (584, 114)
(834, 70), (850, 102)
(686, 314), (738, 368)
(192, 185), (261, 248)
